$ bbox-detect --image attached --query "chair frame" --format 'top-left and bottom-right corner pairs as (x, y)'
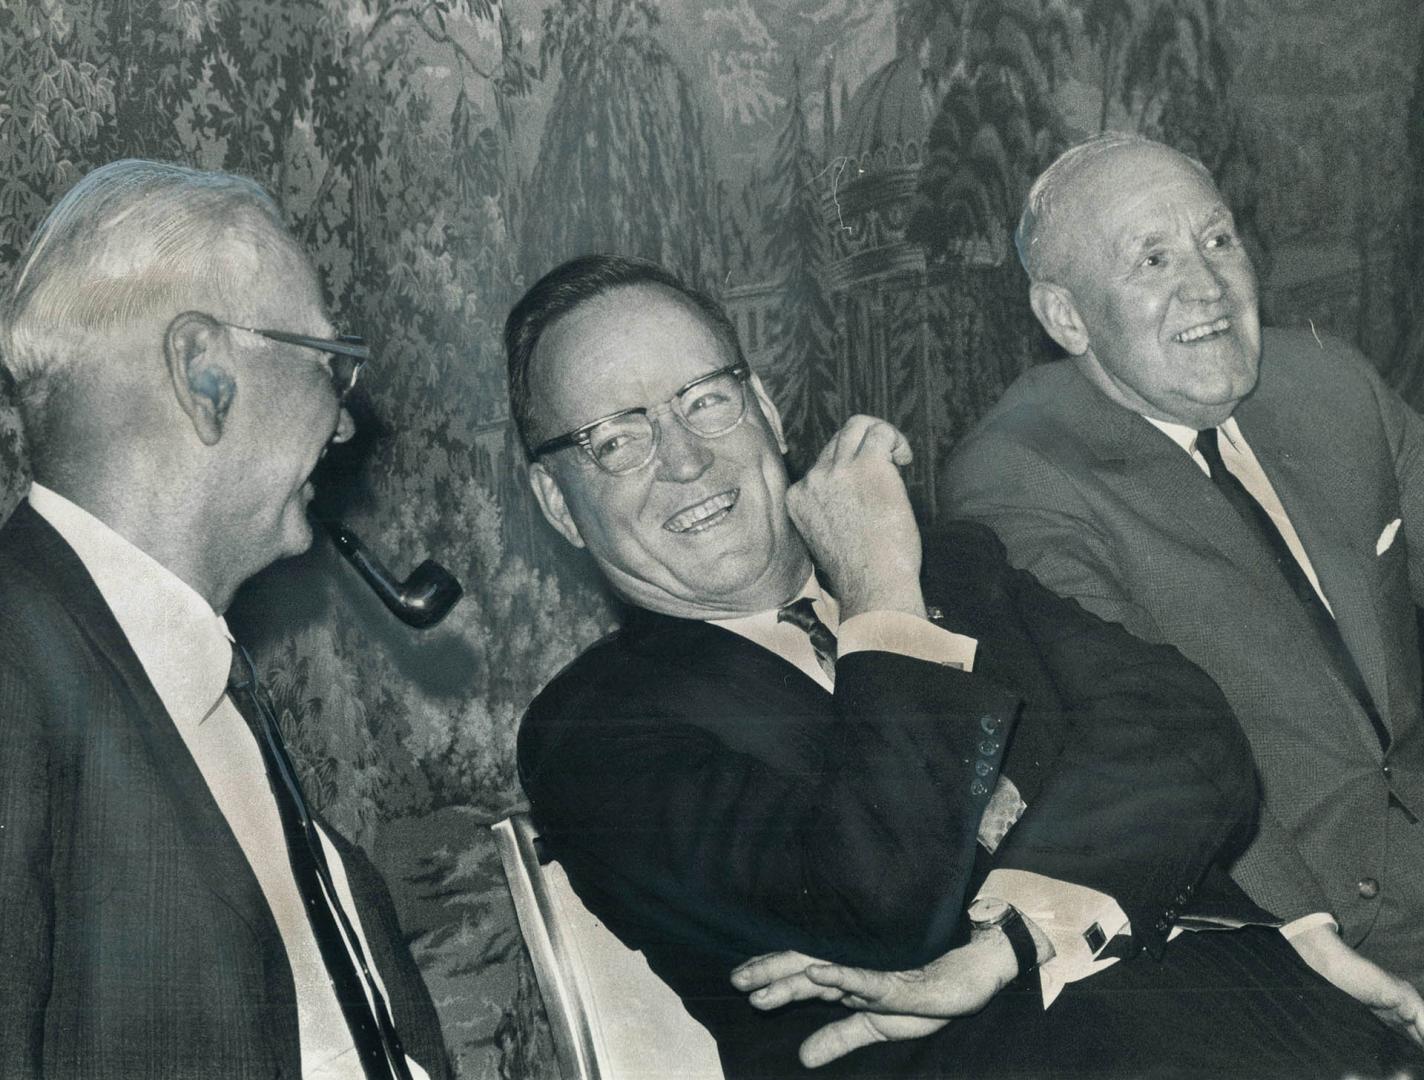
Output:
(492, 813), (605, 1080)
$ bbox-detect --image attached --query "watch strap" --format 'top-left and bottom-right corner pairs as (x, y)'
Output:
(998, 907), (1040, 980)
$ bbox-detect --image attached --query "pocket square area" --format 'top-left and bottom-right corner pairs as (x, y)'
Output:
(1377, 518), (1403, 556)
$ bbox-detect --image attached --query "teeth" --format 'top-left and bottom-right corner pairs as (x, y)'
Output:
(1174, 317), (1231, 344)
(665, 490), (738, 533)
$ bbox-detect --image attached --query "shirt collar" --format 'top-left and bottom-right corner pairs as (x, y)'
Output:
(710, 572), (839, 635)
(28, 483), (234, 727)
(1141, 414), (1246, 455)
(707, 573), (839, 690)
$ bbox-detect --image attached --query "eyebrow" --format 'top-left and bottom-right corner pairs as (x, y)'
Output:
(1115, 206), (1236, 262)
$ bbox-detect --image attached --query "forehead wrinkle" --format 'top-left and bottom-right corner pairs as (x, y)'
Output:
(535, 286), (730, 434)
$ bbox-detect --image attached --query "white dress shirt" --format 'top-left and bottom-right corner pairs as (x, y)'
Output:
(29, 484), (428, 1080)
(712, 574), (1128, 1006)
(1141, 417), (1339, 943)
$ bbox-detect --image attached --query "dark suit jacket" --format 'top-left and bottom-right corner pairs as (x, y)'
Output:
(944, 328), (1424, 944)
(520, 522), (1268, 1077)
(0, 501), (452, 1080)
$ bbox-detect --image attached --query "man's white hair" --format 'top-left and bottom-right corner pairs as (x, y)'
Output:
(1, 159), (291, 404)
(1014, 132), (1213, 282)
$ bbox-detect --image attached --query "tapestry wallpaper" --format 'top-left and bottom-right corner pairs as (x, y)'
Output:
(2, 0), (1423, 1075)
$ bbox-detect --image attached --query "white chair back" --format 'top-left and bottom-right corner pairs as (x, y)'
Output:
(491, 813), (725, 1080)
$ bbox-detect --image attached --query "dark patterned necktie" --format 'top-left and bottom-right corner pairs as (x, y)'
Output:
(1196, 427), (1389, 750)
(777, 596), (838, 680)
(227, 644), (412, 1080)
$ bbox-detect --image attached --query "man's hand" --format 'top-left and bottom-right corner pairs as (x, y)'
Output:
(786, 415), (925, 620)
(1289, 923), (1424, 1046)
(729, 932), (1016, 1068)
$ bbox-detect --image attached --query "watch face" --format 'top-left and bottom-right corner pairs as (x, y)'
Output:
(968, 897), (1011, 927)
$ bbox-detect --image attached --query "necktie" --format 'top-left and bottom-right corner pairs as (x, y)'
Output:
(1195, 427), (1389, 751)
(777, 596), (838, 680)
(227, 644), (412, 1080)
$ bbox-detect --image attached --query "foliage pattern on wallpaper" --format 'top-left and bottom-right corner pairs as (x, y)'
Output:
(2, 0), (1424, 1076)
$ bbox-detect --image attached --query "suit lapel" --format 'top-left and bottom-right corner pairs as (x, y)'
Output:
(619, 604), (832, 771)
(1062, 366), (1284, 584)
(6, 503), (287, 948)
(1235, 399), (1394, 735)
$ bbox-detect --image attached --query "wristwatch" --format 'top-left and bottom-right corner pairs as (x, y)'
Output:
(967, 896), (1040, 979)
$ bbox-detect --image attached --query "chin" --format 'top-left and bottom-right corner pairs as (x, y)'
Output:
(275, 507), (316, 561)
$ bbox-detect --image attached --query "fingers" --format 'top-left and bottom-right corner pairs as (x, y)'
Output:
(730, 951), (825, 992)
(1385, 980), (1424, 1046)
(805, 963), (895, 1007)
(800, 1013), (888, 1070)
(827, 415), (913, 467)
(748, 971), (849, 1010)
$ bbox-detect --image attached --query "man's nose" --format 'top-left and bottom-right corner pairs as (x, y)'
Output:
(653, 419), (714, 482)
(1178, 249), (1225, 303)
(331, 405), (356, 445)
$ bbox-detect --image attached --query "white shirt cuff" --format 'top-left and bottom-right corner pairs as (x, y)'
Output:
(1280, 911), (1338, 941)
(838, 610), (978, 672)
(978, 869), (1130, 1008)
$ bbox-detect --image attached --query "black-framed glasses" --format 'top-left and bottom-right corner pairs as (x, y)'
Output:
(225, 323), (369, 400)
(533, 363), (751, 475)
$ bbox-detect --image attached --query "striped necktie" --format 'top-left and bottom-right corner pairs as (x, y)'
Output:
(777, 596), (837, 680)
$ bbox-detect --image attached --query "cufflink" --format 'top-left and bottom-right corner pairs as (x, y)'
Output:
(1083, 921), (1107, 955)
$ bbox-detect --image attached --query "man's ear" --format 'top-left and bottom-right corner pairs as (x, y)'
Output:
(748, 373), (789, 455)
(165, 311), (236, 446)
(529, 461), (585, 549)
(1029, 282), (1090, 357)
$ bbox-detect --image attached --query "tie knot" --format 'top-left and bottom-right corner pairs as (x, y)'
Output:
(1195, 426), (1225, 471)
(777, 596), (823, 633)
(777, 596), (836, 650)
(777, 596), (837, 679)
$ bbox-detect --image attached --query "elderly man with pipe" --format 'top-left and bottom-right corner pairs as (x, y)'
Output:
(0, 160), (451, 1079)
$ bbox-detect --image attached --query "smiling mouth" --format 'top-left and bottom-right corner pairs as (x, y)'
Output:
(664, 490), (739, 534)
(1173, 317), (1232, 344)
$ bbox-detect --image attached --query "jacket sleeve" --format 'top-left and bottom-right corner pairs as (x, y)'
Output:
(519, 646), (1022, 972)
(944, 440), (1334, 934)
(0, 652), (53, 1078)
(990, 558), (1260, 957)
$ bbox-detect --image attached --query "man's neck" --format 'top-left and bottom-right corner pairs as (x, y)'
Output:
(31, 474), (236, 613)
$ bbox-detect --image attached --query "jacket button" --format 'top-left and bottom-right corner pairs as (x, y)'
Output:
(980, 714), (1000, 734)
(978, 739), (1000, 757)
(970, 779), (989, 798)
(1383, 763), (1393, 778)
(1358, 877), (1380, 900)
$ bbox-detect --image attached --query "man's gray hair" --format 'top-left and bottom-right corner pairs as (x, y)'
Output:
(1, 159), (291, 401)
(1014, 132), (1213, 282)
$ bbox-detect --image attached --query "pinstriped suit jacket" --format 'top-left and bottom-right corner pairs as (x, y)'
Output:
(0, 502), (451, 1079)
(944, 327), (1424, 950)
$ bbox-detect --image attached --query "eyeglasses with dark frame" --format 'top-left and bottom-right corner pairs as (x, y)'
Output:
(533, 363), (752, 475)
(223, 322), (370, 400)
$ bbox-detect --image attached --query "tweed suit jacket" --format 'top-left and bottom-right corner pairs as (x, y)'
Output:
(943, 326), (1424, 941)
(0, 501), (452, 1080)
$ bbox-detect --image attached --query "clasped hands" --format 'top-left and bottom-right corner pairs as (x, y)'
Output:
(729, 930), (1021, 1069)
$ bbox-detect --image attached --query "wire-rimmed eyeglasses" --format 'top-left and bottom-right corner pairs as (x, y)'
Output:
(223, 323), (369, 400)
(533, 363), (752, 475)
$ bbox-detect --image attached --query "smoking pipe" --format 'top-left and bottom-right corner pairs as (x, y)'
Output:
(323, 521), (463, 629)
